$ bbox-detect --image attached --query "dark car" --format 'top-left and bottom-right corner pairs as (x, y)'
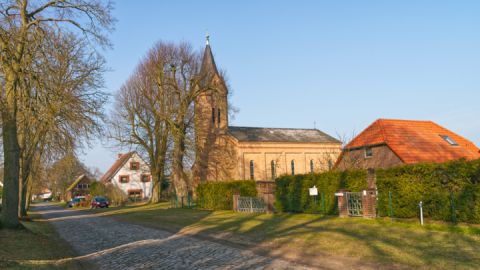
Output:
(91, 196), (109, 209)
(67, 197), (86, 208)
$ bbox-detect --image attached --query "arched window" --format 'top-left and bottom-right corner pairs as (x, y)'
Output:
(212, 108), (215, 124)
(271, 160), (276, 179)
(291, 160), (295, 175)
(217, 108), (221, 124)
(310, 159), (314, 173)
(249, 160), (255, 180)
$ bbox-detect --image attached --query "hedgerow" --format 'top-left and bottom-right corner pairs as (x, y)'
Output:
(196, 180), (257, 210)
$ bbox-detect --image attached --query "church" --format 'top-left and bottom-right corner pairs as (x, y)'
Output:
(193, 37), (342, 182)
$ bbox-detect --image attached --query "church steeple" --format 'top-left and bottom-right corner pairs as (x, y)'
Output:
(200, 33), (219, 77)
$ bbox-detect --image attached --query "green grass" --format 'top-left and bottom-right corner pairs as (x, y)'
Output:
(92, 203), (480, 269)
(0, 213), (85, 270)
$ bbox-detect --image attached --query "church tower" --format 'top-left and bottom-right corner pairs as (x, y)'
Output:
(194, 35), (230, 182)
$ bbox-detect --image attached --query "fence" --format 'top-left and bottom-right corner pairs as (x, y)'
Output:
(236, 196), (267, 213)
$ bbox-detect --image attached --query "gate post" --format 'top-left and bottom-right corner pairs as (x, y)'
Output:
(336, 189), (349, 217)
(362, 189), (377, 218)
(233, 191), (240, 212)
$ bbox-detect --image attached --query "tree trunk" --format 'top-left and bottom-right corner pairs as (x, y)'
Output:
(172, 124), (189, 198)
(1, 116), (21, 228)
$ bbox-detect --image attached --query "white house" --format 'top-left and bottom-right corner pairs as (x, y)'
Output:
(100, 152), (152, 201)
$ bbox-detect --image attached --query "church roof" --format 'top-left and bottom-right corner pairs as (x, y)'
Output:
(227, 126), (341, 144)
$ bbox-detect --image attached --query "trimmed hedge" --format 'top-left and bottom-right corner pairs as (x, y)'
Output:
(376, 159), (480, 222)
(275, 158), (480, 223)
(275, 170), (367, 214)
(196, 180), (257, 210)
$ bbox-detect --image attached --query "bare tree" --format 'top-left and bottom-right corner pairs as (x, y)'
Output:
(0, 0), (113, 228)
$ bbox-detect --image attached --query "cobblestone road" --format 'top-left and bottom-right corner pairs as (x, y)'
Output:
(34, 203), (313, 270)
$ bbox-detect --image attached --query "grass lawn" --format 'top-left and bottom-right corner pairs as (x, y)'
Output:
(91, 203), (480, 269)
(0, 212), (85, 270)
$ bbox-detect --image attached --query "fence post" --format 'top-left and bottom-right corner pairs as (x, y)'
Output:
(388, 191), (393, 221)
(419, 201), (424, 226)
(321, 192), (326, 214)
(450, 192), (457, 224)
(250, 197), (253, 213)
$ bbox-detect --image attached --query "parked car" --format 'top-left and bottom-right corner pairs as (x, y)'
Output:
(67, 196), (86, 208)
(91, 196), (109, 209)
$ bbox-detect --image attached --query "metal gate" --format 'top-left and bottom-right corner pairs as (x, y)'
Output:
(237, 197), (266, 213)
(346, 192), (363, 216)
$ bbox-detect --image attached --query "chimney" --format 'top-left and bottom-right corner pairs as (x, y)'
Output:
(118, 153), (123, 159)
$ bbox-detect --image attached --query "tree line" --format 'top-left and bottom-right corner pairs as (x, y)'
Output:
(0, 0), (114, 229)
(0, 0), (225, 229)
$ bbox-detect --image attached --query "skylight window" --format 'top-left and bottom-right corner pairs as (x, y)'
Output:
(440, 135), (458, 146)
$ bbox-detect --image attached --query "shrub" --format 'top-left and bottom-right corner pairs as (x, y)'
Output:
(275, 170), (367, 214)
(89, 181), (128, 206)
(196, 180), (257, 210)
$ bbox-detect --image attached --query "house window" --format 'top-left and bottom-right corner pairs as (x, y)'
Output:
(271, 160), (277, 179)
(119, 175), (129, 183)
(212, 108), (215, 124)
(291, 160), (295, 175)
(130, 162), (140, 170)
(310, 159), (314, 173)
(141, 174), (151, 182)
(249, 160), (255, 180)
(365, 147), (373, 158)
(440, 135), (458, 146)
(128, 189), (142, 202)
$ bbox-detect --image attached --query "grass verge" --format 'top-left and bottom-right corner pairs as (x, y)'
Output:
(0, 212), (85, 270)
(92, 203), (480, 269)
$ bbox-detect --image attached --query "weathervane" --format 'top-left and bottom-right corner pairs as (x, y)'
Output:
(206, 31), (210, 45)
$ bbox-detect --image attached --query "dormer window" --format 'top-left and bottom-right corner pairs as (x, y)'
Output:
(365, 147), (373, 158)
(130, 162), (140, 170)
(440, 135), (458, 146)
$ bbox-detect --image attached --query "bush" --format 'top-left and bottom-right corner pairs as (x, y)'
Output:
(89, 181), (128, 206)
(376, 159), (480, 222)
(196, 180), (257, 210)
(275, 170), (367, 214)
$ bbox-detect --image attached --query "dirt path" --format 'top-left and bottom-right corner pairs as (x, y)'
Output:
(33, 203), (313, 270)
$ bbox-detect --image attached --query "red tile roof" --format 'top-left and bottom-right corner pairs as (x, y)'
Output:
(100, 152), (135, 182)
(346, 119), (480, 164)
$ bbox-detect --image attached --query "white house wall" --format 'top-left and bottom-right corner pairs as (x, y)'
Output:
(111, 153), (152, 199)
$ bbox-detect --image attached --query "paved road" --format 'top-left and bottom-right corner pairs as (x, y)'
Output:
(34, 203), (312, 270)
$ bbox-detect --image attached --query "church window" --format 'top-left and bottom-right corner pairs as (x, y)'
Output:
(217, 109), (221, 125)
(249, 160), (255, 180)
(271, 160), (276, 179)
(291, 160), (295, 175)
(310, 159), (314, 173)
(212, 108), (215, 124)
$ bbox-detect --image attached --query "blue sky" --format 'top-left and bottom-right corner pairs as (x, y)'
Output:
(80, 1), (480, 173)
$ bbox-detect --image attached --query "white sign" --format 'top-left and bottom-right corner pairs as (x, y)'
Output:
(309, 185), (318, 196)
(335, 192), (344, 197)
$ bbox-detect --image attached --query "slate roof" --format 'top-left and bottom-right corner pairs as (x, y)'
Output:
(99, 152), (135, 182)
(346, 119), (480, 164)
(227, 126), (341, 144)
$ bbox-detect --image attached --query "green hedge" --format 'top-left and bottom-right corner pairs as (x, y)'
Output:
(196, 180), (257, 210)
(275, 158), (480, 223)
(275, 170), (367, 214)
(376, 159), (480, 222)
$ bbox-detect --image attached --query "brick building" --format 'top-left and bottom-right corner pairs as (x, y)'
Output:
(336, 119), (480, 170)
(193, 36), (342, 183)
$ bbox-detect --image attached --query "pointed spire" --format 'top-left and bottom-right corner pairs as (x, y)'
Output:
(200, 33), (219, 77)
